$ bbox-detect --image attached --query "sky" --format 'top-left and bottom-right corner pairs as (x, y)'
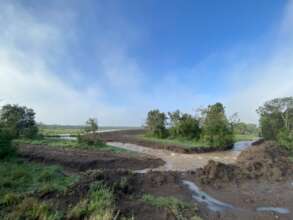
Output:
(0, 0), (293, 126)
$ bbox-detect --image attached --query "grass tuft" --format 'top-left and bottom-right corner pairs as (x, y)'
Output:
(142, 194), (202, 220)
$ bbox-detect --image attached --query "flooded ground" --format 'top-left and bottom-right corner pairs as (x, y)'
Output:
(108, 141), (253, 171)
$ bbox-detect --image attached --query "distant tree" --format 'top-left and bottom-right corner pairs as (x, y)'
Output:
(201, 103), (234, 147)
(146, 109), (168, 138)
(85, 118), (98, 134)
(168, 110), (200, 139)
(0, 104), (38, 138)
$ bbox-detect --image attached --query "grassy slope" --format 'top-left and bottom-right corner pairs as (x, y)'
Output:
(0, 159), (79, 219)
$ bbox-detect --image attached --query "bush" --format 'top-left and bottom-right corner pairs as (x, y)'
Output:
(77, 134), (104, 146)
(168, 111), (200, 139)
(0, 127), (15, 159)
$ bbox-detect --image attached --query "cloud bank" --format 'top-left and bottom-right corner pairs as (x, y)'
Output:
(0, 0), (292, 126)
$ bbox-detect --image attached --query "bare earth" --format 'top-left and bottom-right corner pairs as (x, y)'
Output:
(16, 130), (293, 220)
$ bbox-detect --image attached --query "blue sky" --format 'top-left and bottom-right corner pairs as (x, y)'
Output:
(1, 0), (293, 126)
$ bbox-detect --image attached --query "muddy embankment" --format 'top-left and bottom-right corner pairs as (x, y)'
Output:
(98, 129), (234, 153)
(43, 170), (200, 220)
(18, 144), (164, 171)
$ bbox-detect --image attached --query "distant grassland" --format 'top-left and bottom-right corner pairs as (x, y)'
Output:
(38, 125), (140, 136)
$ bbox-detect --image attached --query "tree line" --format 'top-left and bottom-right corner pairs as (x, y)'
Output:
(146, 102), (235, 147)
(146, 97), (293, 151)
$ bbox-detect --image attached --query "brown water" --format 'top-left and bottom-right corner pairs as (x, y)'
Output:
(107, 141), (253, 171)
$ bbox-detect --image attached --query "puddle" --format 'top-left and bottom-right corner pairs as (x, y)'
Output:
(182, 180), (234, 212)
(256, 207), (290, 214)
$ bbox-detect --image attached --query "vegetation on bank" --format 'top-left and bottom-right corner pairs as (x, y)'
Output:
(145, 102), (258, 149)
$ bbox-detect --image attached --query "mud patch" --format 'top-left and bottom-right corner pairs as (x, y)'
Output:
(18, 145), (164, 171)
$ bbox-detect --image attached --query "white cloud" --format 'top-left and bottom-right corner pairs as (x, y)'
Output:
(0, 1), (141, 126)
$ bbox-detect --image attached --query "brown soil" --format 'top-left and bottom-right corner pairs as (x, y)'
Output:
(18, 144), (164, 171)
(99, 129), (233, 153)
(195, 141), (293, 186)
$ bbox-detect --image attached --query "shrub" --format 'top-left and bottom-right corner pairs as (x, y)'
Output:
(77, 134), (105, 146)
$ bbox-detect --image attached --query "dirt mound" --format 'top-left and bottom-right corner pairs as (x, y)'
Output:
(196, 141), (293, 185)
(18, 145), (164, 171)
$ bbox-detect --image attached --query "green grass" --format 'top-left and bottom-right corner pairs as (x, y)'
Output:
(138, 135), (210, 149)
(138, 133), (258, 149)
(13, 137), (132, 154)
(142, 194), (202, 220)
(67, 181), (115, 220)
(0, 159), (79, 219)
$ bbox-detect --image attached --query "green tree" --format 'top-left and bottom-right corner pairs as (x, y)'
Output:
(168, 110), (200, 139)
(201, 103), (234, 147)
(257, 97), (293, 151)
(85, 118), (98, 133)
(257, 97), (293, 140)
(0, 104), (38, 138)
(146, 109), (168, 138)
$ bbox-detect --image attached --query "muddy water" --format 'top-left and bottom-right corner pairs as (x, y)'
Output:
(107, 141), (253, 171)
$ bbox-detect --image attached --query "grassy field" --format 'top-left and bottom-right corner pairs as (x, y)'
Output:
(0, 159), (79, 219)
(38, 125), (140, 137)
(13, 137), (131, 153)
